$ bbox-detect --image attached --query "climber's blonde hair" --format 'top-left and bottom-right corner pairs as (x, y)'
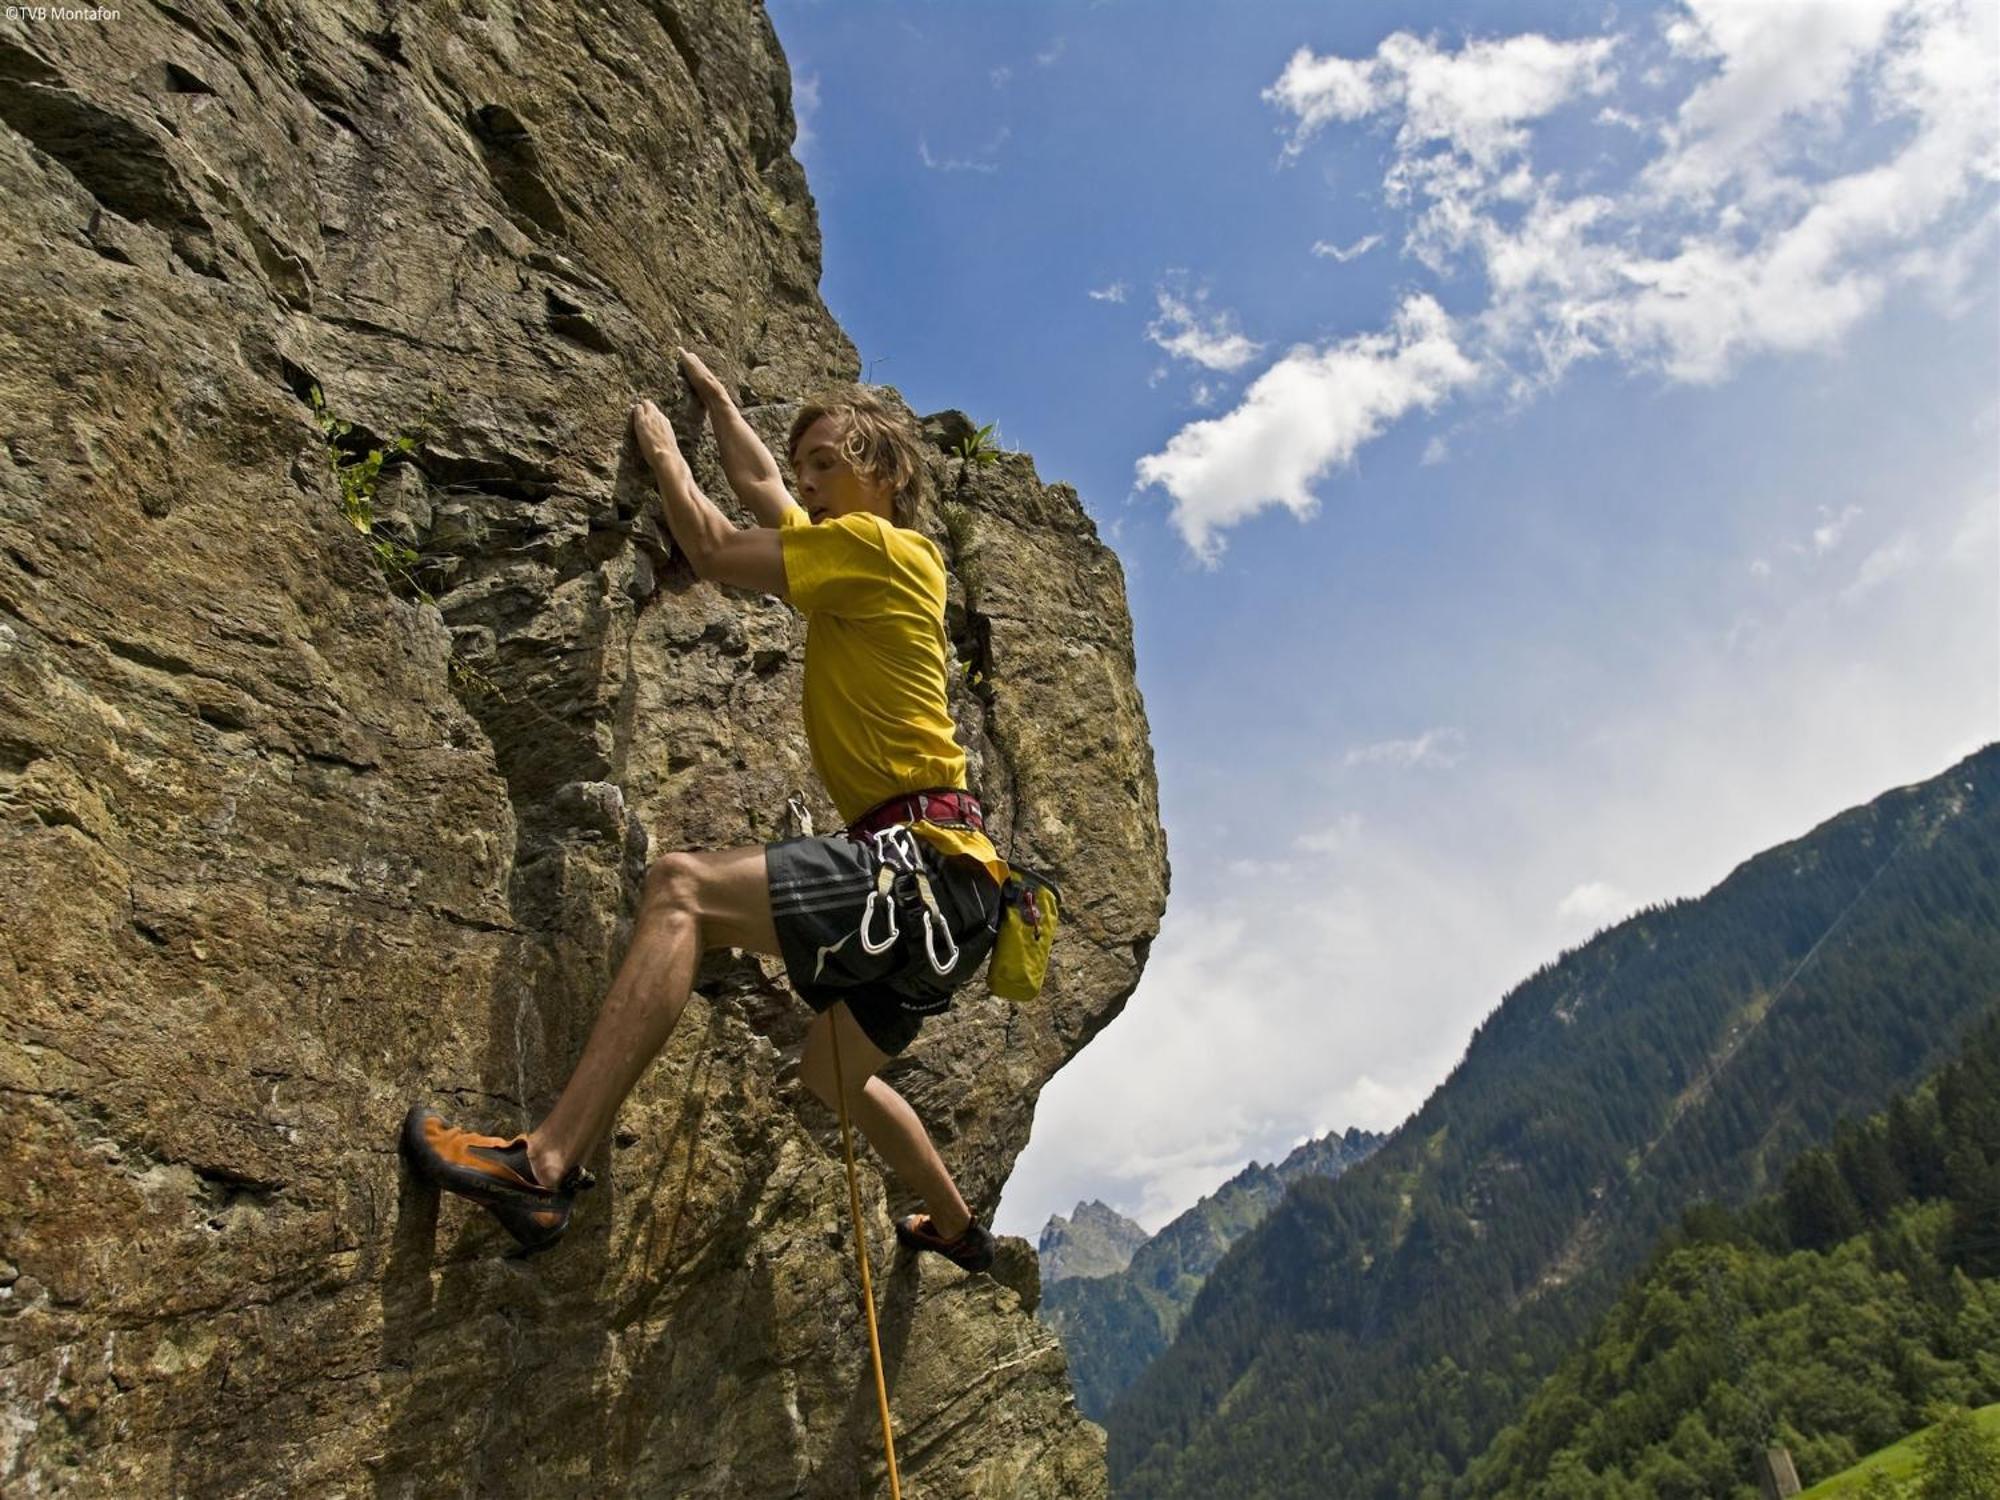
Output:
(787, 385), (931, 529)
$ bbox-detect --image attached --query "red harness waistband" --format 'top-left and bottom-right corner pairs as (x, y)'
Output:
(844, 787), (985, 841)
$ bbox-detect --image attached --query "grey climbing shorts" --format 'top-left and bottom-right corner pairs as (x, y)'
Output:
(766, 826), (1003, 1056)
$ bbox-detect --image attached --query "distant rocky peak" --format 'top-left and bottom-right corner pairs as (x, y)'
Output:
(1273, 1126), (1386, 1183)
(1040, 1199), (1152, 1284)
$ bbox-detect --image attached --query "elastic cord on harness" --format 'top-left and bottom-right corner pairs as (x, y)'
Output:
(831, 1015), (903, 1500)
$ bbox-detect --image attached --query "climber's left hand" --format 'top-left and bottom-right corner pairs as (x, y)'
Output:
(631, 399), (687, 480)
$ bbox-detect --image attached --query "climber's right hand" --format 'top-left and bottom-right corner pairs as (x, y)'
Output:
(679, 348), (730, 410)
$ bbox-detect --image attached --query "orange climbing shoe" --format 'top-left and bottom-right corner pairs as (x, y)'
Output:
(399, 1105), (594, 1256)
(895, 1213), (996, 1273)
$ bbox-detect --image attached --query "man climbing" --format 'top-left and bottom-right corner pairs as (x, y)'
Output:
(401, 349), (1006, 1272)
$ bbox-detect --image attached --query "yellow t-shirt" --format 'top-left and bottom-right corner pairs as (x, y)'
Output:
(777, 506), (1007, 887)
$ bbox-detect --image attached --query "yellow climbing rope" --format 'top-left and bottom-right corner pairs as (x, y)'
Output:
(831, 1016), (903, 1499)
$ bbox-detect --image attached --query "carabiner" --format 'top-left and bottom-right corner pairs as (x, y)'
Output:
(914, 870), (960, 975)
(859, 863), (900, 955)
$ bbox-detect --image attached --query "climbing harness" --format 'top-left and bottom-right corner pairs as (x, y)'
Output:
(841, 785), (1064, 1002)
(852, 824), (962, 979)
(845, 786), (986, 840)
(843, 785), (989, 983)
(830, 1017), (903, 1499)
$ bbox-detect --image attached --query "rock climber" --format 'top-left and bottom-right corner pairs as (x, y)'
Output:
(401, 350), (1005, 1272)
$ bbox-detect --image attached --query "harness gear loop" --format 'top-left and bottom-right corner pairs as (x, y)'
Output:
(830, 1014), (903, 1500)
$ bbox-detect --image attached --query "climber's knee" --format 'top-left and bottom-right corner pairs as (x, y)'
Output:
(642, 851), (703, 917)
(640, 846), (781, 955)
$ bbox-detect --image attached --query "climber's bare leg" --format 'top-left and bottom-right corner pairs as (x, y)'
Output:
(800, 1004), (973, 1239)
(525, 845), (779, 1188)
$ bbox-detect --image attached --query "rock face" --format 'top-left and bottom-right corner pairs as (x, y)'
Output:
(0, 6), (1166, 1497)
(1038, 1202), (1151, 1286)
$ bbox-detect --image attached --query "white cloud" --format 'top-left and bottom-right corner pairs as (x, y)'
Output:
(1841, 533), (1920, 602)
(1343, 726), (1468, 769)
(1421, 434), (1450, 466)
(1312, 233), (1384, 262)
(1813, 503), (1862, 554)
(1088, 280), (1129, 303)
(1946, 490), (1998, 568)
(1036, 37), (1067, 67)
(1652, 0), (1906, 200)
(1133, 7), (1996, 564)
(1224, 854), (1296, 881)
(1134, 294), (1478, 563)
(1293, 813), (1365, 854)
(1189, 380), (1221, 409)
(1556, 880), (1634, 925)
(1311, 1075), (1429, 1137)
(1265, 31), (1616, 166)
(990, 65), (1013, 89)
(1569, 4), (1994, 383)
(1145, 286), (1264, 371)
(1750, 557), (1773, 577)
(793, 72), (820, 158)
(1263, 2), (2000, 394)
(999, 824), (1546, 1233)
(917, 125), (1011, 174)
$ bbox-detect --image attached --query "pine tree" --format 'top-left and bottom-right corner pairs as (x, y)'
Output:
(1783, 1149), (1865, 1251)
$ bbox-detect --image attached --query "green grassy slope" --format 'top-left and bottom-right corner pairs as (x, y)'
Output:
(1799, 1404), (2000, 1497)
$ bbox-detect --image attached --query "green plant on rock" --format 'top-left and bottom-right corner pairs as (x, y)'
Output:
(309, 383), (436, 603)
(951, 646), (990, 695)
(447, 651), (504, 702)
(953, 421), (999, 492)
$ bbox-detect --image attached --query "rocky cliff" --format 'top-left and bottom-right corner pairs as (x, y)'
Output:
(0, 4), (1167, 1496)
(1037, 1203), (1150, 1287)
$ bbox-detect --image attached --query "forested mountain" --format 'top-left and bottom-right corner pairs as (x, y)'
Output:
(1465, 1009), (2000, 1497)
(1109, 747), (2000, 1499)
(1041, 1128), (1383, 1420)
(1042, 1201), (1153, 1285)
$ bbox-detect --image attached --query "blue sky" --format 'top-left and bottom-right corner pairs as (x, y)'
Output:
(764, 0), (2000, 1236)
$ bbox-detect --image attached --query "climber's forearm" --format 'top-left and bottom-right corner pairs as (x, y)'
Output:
(633, 396), (734, 567)
(681, 351), (797, 527)
(653, 463), (787, 594)
(710, 401), (779, 488)
(650, 457), (734, 571)
(706, 399), (797, 529)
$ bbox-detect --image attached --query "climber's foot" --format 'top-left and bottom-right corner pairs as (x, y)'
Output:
(399, 1105), (595, 1256)
(895, 1213), (996, 1273)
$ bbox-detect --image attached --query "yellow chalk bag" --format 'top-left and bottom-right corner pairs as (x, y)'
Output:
(988, 867), (1062, 1002)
